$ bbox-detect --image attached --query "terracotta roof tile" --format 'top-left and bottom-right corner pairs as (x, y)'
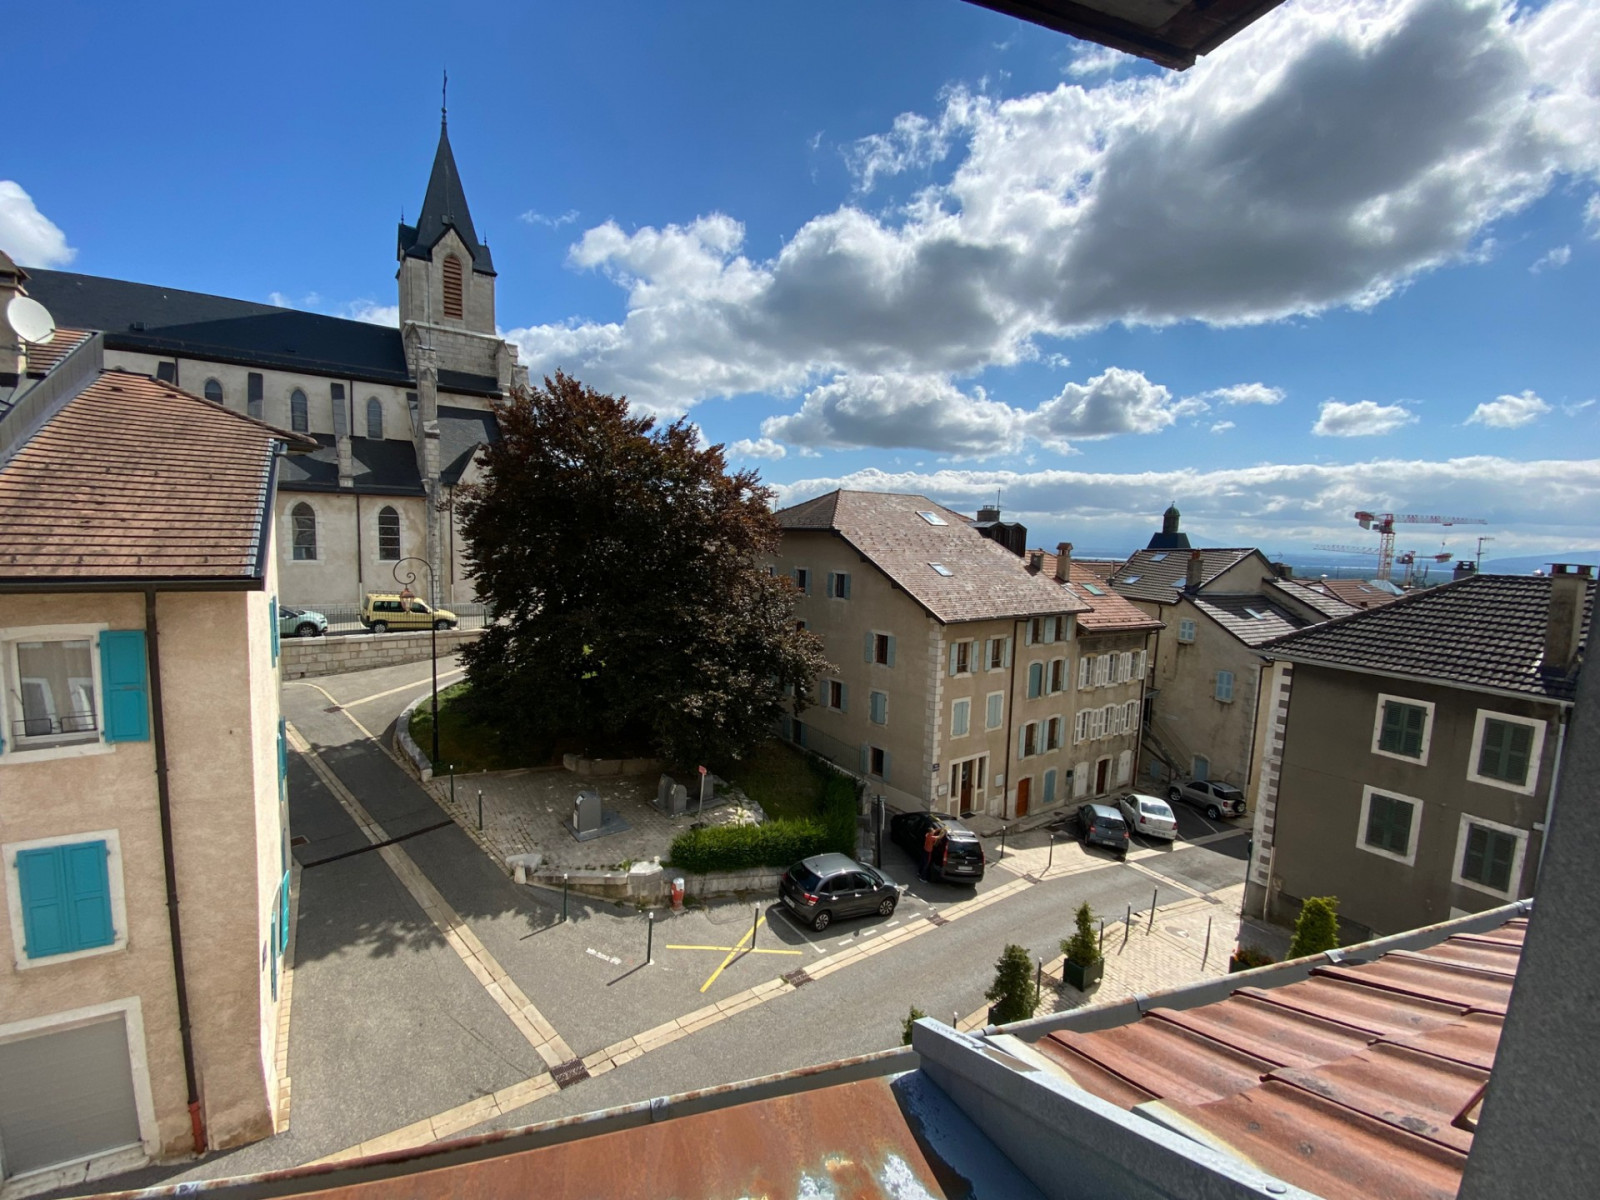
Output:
(1039, 557), (1163, 632)
(20, 326), (92, 375)
(0, 369), (296, 581)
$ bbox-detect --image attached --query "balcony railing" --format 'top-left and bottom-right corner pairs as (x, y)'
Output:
(12, 709), (98, 740)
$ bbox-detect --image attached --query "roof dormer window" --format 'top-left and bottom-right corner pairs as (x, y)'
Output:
(442, 254), (464, 320)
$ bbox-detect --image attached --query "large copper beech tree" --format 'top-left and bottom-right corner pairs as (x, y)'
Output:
(455, 372), (830, 767)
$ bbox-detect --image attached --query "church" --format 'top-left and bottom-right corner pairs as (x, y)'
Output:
(18, 114), (526, 610)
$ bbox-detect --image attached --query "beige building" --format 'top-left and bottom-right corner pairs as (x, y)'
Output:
(0, 330), (302, 1192)
(17, 114), (524, 612)
(771, 491), (1164, 820)
(1108, 508), (1355, 800)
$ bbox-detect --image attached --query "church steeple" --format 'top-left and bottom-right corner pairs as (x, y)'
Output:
(397, 116), (495, 277)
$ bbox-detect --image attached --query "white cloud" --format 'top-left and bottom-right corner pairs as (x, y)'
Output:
(728, 436), (787, 460)
(1065, 45), (1134, 78)
(1211, 421), (1236, 433)
(1029, 367), (1200, 447)
(763, 372), (1024, 457)
(1586, 194), (1600, 237)
(0, 181), (74, 268)
(1564, 399), (1596, 415)
(1201, 382), (1286, 406)
(344, 300), (400, 326)
(1530, 244), (1571, 272)
(505, 0), (1600, 426)
(1466, 388), (1551, 428)
(521, 208), (579, 229)
(770, 455), (1600, 551)
(267, 291), (399, 327)
(1312, 399), (1419, 437)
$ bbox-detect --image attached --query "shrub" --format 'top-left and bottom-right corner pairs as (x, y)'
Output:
(1231, 945), (1276, 970)
(901, 1006), (927, 1046)
(1061, 902), (1101, 967)
(819, 771), (860, 855)
(1288, 895), (1341, 958)
(667, 817), (831, 873)
(985, 943), (1039, 1025)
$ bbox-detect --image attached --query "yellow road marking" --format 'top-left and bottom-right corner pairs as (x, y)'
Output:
(666, 944), (802, 955)
(700, 916), (766, 992)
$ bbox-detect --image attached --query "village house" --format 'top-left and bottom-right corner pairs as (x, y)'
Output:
(0, 320), (304, 1191)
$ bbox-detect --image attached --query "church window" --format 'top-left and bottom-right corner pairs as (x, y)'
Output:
(378, 506), (401, 561)
(366, 397), (384, 440)
(292, 503), (317, 561)
(203, 379), (224, 404)
(247, 372), (264, 420)
(442, 254), (464, 320)
(290, 389), (309, 433)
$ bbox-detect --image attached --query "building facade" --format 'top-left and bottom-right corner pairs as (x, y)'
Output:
(0, 335), (300, 1190)
(15, 115), (524, 612)
(1246, 567), (1591, 940)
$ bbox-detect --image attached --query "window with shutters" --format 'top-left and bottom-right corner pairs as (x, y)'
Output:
(1452, 814), (1527, 898)
(5, 833), (127, 966)
(1045, 716), (1062, 751)
(826, 680), (846, 711)
(792, 567), (810, 594)
(1088, 708), (1104, 740)
(1214, 670), (1234, 702)
(6, 636), (98, 747)
(1078, 656), (1092, 690)
(869, 745), (888, 779)
(869, 632), (895, 666)
(1358, 786), (1420, 865)
(1020, 722), (1039, 758)
(1048, 658), (1066, 695)
(290, 388), (309, 432)
(1027, 661), (1043, 699)
(1372, 695), (1434, 764)
(951, 697), (970, 736)
(1178, 618), (1196, 643)
(292, 502), (318, 560)
(1073, 710), (1088, 743)
(870, 690), (889, 726)
(986, 691), (1004, 730)
(949, 640), (974, 676)
(366, 396), (385, 440)
(378, 506), (402, 561)
(1124, 700), (1138, 733)
(987, 637), (1010, 671)
(1468, 711), (1544, 794)
(1095, 655), (1111, 687)
(826, 572), (850, 599)
(1118, 651), (1133, 683)
(442, 253), (465, 319)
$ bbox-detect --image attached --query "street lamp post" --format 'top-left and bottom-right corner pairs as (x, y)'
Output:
(394, 556), (440, 768)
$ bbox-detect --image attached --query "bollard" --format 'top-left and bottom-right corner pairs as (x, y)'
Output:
(1046, 832), (1056, 875)
(1148, 887), (1157, 932)
(477, 788), (483, 832)
(450, 764), (456, 806)
(1099, 919), (1105, 952)
(1036, 958), (1043, 1006)
(999, 825), (1007, 860)
(562, 874), (570, 923)
(1123, 903), (1131, 947)
(1201, 915), (1212, 970)
(752, 905), (760, 951)
(647, 912), (655, 963)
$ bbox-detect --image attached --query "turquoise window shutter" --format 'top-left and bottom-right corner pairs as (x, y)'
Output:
(270, 595), (280, 665)
(1028, 661), (1043, 699)
(100, 630), (151, 743)
(278, 717), (288, 783)
(17, 847), (70, 958)
(279, 870), (291, 955)
(65, 842), (114, 948)
(1043, 769), (1056, 805)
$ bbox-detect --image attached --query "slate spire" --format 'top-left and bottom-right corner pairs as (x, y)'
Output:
(397, 112), (495, 276)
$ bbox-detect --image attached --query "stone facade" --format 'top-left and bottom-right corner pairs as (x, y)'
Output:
(279, 627), (481, 681)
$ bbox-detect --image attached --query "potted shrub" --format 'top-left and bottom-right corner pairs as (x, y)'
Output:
(1288, 895), (1341, 958)
(1228, 944), (1275, 973)
(985, 944), (1040, 1025)
(1060, 902), (1104, 992)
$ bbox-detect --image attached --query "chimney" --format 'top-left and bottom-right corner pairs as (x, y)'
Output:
(976, 504), (1001, 523)
(1027, 551), (1044, 574)
(1454, 560), (1478, 581)
(1545, 564), (1593, 674)
(1055, 542), (1072, 583)
(1185, 550), (1204, 591)
(1, 250), (29, 382)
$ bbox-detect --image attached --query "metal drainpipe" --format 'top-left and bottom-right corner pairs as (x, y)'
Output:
(1133, 630), (1154, 780)
(1000, 619), (1021, 819)
(1538, 712), (1569, 878)
(145, 588), (207, 1154)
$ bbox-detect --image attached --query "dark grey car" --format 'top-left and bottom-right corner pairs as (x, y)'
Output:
(1074, 803), (1130, 860)
(779, 853), (899, 932)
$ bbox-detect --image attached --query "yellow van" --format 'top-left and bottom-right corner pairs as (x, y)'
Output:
(359, 593), (459, 634)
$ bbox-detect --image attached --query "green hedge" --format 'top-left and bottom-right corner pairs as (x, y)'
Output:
(668, 769), (860, 873)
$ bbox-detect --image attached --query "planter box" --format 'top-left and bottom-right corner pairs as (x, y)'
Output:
(1062, 958), (1103, 992)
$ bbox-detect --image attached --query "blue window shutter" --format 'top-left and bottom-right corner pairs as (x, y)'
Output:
(948, 644), (958, 676)
(18, 847), (70, 958)
(841, 574), (850, 599)
(278, 717), (288, 783)
(839, 683), (849, 713)
(881, 749), (891, 781)
(270, 595), (280, 665)
(864, 632), (874, 663)
(860, 744), (870, 774)
(65, 842), (114, 949)
(1028, 661), (1043, 699)
(100, 630), (151, 743)
(279, 870), (291, 955)
(886, 636), (896, 667)
(1044, 769), (1056, 806)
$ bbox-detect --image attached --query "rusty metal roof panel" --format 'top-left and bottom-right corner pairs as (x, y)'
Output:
(1045, 1020), (1276, 1107)
(1405, 937), (1522, 975)
(1028, 1037), (1160, 1109)
(1385, 1011), (1504, 1072)
(1315, 954), (1516, 1015)
(1238, 975), (1467, 1040)
(1149, 993), (1373, 1069)
(1175, 1080), (1469, 1200)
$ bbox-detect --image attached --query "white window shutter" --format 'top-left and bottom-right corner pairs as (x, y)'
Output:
(1078, 657), (1091, 690)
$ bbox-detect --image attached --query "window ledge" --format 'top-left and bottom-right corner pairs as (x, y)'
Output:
(15, 938), (128, 971)
(2, 740), (116, 766)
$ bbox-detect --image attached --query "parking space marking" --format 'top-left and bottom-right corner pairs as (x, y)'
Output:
(699, 915), (766, 993)
(666, 943), (802, 955)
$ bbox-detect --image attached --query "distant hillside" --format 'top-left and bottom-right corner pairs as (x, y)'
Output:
(1481, 553), (1600, 576)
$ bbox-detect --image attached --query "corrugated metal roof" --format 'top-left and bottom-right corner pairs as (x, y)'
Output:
(1027, 919), (1528, 1200)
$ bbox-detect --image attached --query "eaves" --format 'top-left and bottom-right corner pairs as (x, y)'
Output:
(1261, 651), (1577, 710)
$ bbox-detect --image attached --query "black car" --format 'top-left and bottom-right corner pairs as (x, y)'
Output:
(1074, 803), (1130, 860)
(888, 811), (986, 884)
(779, 853), (900, 931)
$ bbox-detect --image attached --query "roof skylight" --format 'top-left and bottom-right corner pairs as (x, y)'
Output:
(916, 511), (948, 526)
(1245, 607), (1271, 620)
(929, 562), (954, 577)
(1123, 574), (1141, 583)
(1084, 583), (1106, 596)
(1149, 553), (1168, 562)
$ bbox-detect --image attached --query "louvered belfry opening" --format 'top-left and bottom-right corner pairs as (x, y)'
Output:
(442, 254), (464, 319)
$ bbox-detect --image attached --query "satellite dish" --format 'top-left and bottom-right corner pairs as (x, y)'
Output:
(7, 294), (56, 345)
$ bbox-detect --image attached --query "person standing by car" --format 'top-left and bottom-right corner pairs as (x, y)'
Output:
(921, 824), (942, 881)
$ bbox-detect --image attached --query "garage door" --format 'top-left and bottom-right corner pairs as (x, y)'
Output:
(0, 1017), (142, 1180)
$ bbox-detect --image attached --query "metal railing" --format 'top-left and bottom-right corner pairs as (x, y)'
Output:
(11, 709), (97, 739)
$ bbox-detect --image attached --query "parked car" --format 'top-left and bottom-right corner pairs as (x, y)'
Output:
(1168, 779), (1248, 820)
(360, 592), (459, 634)
(278, 605), (327, 638)
(1117, 792), (1178, 841)
(779, 853), (900, 931)
(887, 811), (986, 884)
(1074, 803), (1130, 860)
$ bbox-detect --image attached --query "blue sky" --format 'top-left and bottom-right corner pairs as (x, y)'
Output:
(6, 0), (1597, 559)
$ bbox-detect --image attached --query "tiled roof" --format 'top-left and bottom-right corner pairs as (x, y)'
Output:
(1194, 594), (1312, 647)
(1109, 547), (1258, 604)
(775, 490), (1087, 624)
(20, 325), (93, 376)
(1268, 577), (1361, 620)
(279, 434), (427, 496)
(0, 369), (300, 581)
(1265, 573), (1594, 703)
(1072, 557), (1124, 581)
(1313, 577), (1403, 610)
(1029, 915), (1528, 1200)
(1037, 555), (1162, 632)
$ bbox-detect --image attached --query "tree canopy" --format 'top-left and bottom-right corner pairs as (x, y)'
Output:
(455, 372), (829, 767)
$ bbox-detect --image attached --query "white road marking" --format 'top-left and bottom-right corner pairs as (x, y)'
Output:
(586, 947), (623, 966)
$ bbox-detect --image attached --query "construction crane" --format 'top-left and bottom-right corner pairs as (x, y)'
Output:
(1352, 511), (1486, 583)
(1315, 543), (1455, 587)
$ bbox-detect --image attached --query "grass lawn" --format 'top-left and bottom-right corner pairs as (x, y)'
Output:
(726, 738), (828, 822)
(407, 681), (526, 773)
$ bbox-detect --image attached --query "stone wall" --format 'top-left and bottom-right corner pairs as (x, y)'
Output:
(280, 628), (481, 679)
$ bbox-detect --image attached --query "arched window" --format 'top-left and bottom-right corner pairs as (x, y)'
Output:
(203, 378), (224, 404)
(366, 396), (384, 440)
(442, 254), (464, 320)
(290, 388), (309, 432)
(291, 502), (317, 561)
(377, 506), (401, 560)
